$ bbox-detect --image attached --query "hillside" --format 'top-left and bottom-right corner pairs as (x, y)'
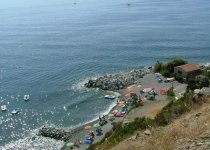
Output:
(112, 97), (210, 150)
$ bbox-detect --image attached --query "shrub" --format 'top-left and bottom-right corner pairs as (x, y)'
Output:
(187, 80), (198, 91)
(154, 61), (164, 72)
(155, 92), (193, 126)
(167, 87), (175, 97)
(174, 73), (184, 83)
(195, 75), (210, 88)
(161, 70), (171, 77)
(165, 58), (187, 73)
(154, 58), (187, 78)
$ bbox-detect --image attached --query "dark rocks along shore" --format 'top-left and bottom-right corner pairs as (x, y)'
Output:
(85, 69), (147, 90)
(39, 126), (72, 141)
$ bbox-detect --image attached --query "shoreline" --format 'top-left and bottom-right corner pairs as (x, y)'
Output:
(61, 68), (153, 150)
(61, 95), (124, 150)
(61, 70), (187, 150)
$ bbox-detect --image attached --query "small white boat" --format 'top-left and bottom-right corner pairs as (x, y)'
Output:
(1, 105), (7, 111)
(104, 95), (115, 99)
(24, 95), (30, 101)
(11, 109), (20, 115)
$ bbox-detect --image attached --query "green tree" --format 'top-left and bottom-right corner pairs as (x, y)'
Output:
(187, 80), (198, 91)
(167, 87), (175, 97)
(154, 61), (164, 72)
(195, 75), (210, 88)
(162, 70), (171, 77)
(165, 58), (187, 73)
(174, 73), (184, 83)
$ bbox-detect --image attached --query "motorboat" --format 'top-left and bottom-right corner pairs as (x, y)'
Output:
(104, 95), (115, 100)
(11, 109), (20, 115)
(1, 105), (7, 111)
(24, 95), (30, 101)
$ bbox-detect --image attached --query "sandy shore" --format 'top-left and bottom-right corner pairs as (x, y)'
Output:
(61, 73), (186, 150)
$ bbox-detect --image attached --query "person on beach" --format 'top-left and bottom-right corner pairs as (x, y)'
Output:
(89, 131), (95, 141)
(74, 139), (80, 148)
(116, 96), (120, 104)
(99, 115), (102, 122)
(102, 115), (105, 121)
(99, 114), (107, 126)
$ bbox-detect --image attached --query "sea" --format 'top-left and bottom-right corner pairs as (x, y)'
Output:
(0, 0), (210, 149)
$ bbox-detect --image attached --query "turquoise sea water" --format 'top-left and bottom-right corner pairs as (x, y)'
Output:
(0, 0), (210, 149)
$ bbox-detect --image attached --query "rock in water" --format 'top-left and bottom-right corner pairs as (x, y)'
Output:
(84, 69), (146, 91)
(38, 126), (72, 141)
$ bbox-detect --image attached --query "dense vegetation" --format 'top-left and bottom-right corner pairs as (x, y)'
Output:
(167, 87), (175, 98)
(154, 92), (194, 126)
(154, 58), (210, 88)
(187, 75), (210, 91)
(154, 58), (187, 78)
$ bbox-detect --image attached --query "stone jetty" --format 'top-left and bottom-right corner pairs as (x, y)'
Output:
(85, 69), (147, 90)
(38, 126), (72, 141)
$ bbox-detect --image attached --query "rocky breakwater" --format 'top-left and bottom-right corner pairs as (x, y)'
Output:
(38, 126), (72, 141)
(85, 69), (146, 90)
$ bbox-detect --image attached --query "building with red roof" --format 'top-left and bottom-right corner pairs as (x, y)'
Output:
(174, 64), (201, 81)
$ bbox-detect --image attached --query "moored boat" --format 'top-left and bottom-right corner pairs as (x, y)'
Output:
(11, 109), (20, 115)
(1, 105), (7, 111)
(24, 95), (30, 101)
(104, 95), (115, 99)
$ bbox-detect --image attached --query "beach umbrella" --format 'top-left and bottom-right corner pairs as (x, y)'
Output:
(119, 101), (125, 104)
(118, 103), (124, 106)
(93, 123), (100, 128)
(125, 93), (130, 97)
(150, 86), (155, 90)
(143, 88), (152, 93)
(137, 85), (142, 88)
(116, 112), (124, 117)
(66, 142), (74, 148)
(108, 114), (114, 117)
(119, 104), (126, 108)
(127, 86), (133, 89)
(112, 109), (118, 114)
(127, 89), (135, 93)
(84, 125), (92, 130)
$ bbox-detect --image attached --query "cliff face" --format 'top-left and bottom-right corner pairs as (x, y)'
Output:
(112, 98), (210, 150)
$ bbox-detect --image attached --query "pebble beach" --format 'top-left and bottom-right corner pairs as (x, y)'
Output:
(60, 71), (186, 150)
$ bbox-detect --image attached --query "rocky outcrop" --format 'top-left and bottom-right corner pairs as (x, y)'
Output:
(85, 69), (146, 91)
(38, 126), (72, 141)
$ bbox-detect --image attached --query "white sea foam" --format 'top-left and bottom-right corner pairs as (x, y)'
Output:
(199, 62), (210, 67)
(71, 75), (100, 91)
(0, 129), (64, 150)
